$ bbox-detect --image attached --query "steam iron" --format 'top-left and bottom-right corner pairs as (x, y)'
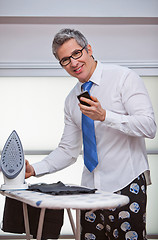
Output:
(0, 130), (28, 190)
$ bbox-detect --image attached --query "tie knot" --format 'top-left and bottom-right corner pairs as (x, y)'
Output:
(82, 81), (93, 93)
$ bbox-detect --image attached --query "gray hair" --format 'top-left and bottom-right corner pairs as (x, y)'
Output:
(52, 28), (88, 60)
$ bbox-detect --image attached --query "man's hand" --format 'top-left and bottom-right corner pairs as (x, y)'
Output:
(79, 96), (106, 121)
(25, 160), (35, 179)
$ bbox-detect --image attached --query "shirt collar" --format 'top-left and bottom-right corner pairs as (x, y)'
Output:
(77, 61), (103, 90)
(89, 60), (103, 86)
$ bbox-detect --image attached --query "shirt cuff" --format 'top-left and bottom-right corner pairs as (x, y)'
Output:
(32, 161), (50, 176)
(104, 110), (127, 125)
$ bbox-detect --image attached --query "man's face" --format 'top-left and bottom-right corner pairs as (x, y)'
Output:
(57, 39), (96, 83)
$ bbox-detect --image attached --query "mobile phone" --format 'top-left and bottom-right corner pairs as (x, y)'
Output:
(77, 91), (92, 107)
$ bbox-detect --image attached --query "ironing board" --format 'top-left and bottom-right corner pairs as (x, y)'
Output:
(0, 189), (129, 240)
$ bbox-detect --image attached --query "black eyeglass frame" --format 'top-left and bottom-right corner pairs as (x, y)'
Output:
(59, 45), (86, 67)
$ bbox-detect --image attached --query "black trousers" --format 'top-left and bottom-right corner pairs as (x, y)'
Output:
(2, 197), (64, 239)
(81, 173), (147, 240)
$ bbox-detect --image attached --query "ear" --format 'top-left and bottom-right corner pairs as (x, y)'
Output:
(87, 44), (93, 56)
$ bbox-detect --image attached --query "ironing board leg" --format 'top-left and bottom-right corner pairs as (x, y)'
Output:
(76, 209), (81, 240)
(66, 209), (76, 236)
(22, 203), (31, 240)
(36, 208), (46, 240)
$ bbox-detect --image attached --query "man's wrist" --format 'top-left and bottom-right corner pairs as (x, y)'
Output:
(31, 165), (35, 176)
(100, 109), (106, 121)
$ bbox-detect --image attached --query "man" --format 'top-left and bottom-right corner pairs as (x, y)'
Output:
(26, 28), (156, 240)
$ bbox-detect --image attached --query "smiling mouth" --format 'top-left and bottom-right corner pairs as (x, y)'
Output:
(74, 65), (83, 73)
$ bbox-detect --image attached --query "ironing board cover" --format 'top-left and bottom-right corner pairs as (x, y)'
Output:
(1, 189), (129, 210)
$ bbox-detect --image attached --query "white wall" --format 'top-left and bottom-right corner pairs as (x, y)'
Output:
(0, 0), (158, 17)
(0, 0), (158, 76)
(0, 24), (158, 63)
(0, 24), (158, 77)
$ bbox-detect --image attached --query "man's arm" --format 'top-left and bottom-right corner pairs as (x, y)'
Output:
(79, 70), (156, 139)
(25, 92), (82, 178)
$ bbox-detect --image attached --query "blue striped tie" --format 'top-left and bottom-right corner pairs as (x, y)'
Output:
(82, 81), (98, 172)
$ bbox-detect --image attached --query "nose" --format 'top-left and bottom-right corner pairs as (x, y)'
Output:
(70, 58), (78, 67)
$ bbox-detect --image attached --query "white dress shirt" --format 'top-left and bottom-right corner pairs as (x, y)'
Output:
(33, 61), (156, 192)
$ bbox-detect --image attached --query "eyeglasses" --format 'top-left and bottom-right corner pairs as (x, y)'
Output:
(59, 46), (86, 67)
